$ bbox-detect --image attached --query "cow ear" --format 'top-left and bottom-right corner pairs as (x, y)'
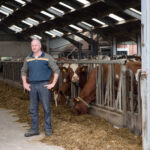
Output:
(81, 66), (87, 72)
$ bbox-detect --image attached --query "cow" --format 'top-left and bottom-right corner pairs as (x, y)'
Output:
(52, 63), (71, 106)
(72, 68), (96, 114)
(53, 63), (88, 106)
(72, 60), (141, 114)
(51, 58), (70, 106)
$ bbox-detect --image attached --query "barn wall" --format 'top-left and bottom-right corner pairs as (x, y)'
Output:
(0, 41), (31, 58)
(117, 44), (137, 55)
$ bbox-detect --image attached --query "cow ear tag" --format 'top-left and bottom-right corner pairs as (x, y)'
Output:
(63, 69), (66, 72)
(75, 97), (80, 102)
(81, 68), (85, 71)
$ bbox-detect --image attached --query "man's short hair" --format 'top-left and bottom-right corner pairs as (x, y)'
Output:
(31, 38), (41, 45)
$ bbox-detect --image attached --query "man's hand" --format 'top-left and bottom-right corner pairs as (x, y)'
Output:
(23, 82), (31, 91)
(44, 83), (55, 90)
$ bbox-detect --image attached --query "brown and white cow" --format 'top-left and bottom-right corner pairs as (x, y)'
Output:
(53, 63), (71, 105)
(72, 68), (96, 114)
(54, 63), (88, 105)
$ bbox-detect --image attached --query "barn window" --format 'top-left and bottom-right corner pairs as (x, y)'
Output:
(45, 31), (56, 38)
(129, 8), (141, 15)
(30, 34), (42, 40)
(76, 0), (90, 5)
(49, 29), (64, 37)
(8, 25), (23, 33)
(108, 13), (125, 22)
(40, 11), (55, 19)
(59, 2), (75, 11)
(14, 0), (26, 6)
(81, 21), (94, 28)
(92, 18), (106, 25)
(69, 24), (83, 32)
(24, 17), (39, 26)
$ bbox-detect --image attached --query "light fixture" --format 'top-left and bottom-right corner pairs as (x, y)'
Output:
(0, 10), (9, 16)
(108, 13), (125, 22)
(59, 2), (75, 11)
(69, 24), (83, 32)
(50, 29), (64, 37)
(21, 20), (33, 27)
(92, 18), (105, 25)
(81, 21), (94, 28)
(76, 0), (90, 5)
(30, 34), (42, 39)
(24, 17), (39, 26)
(8, 25), (23, 33)
(14, 0), (26, 5)
(1, 5), (14, 14)
(40, 11), (55, 19)
(129, 8), (141, 15)
(50, 6), (64, 15)
(45, 31), (56, 37)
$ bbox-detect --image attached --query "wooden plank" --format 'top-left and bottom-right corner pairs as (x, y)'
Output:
(90, 105), (124, 128)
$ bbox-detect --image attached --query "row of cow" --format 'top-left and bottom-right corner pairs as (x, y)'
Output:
(51, 56), (141, 115)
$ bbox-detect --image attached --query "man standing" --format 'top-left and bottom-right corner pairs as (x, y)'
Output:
(21, 39), (60, 137)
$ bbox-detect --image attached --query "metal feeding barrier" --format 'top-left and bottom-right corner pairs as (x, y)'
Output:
(0, 59), (142, 135)
(57, 59), (142, 135)
(0, 61), (23, 83)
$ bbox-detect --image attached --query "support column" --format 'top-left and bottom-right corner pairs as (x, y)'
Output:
(78, 43), (82, 59)
(90, 32), (94, 56)
(46, 37), (50, 54)
(137, 35), (141, 56)
(141, 0), (150, 149)
(112, 37), (117, 56)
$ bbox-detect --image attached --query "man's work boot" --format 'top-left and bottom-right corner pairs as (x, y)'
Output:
(24, 129), (39, 137)
(45, 130), (52, 136)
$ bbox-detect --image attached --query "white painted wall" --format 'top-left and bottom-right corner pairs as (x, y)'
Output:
(0, 41), (31, 58)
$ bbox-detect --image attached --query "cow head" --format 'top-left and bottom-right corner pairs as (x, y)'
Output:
(61, 63), (70, 83)
(68, 64), (79, 83)
(68, 64), (88, 84)
(71, 97), (88, 115)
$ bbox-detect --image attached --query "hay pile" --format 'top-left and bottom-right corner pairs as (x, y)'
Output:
(0, 82), (142, 150)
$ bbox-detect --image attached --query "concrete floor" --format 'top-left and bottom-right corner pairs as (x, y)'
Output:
(0, 108), (65, 150)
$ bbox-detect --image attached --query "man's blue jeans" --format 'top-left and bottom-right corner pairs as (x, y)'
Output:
(29, 81), (51, 132)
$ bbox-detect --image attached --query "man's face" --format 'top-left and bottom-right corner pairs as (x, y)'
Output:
(31, 40), (41, 53)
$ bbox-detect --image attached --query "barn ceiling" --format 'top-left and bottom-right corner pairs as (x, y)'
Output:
(0, 0), (141, 42)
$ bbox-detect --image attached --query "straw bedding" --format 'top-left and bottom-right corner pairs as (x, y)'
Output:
(0, 82), (142, 150)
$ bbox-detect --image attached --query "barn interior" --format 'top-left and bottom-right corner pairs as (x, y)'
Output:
(0, 0), (141, 59)
(0, 0), (144, 150)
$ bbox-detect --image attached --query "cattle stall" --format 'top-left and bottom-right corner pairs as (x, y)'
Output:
(0, 60), (142, 135)
(56, 59), (142, 135)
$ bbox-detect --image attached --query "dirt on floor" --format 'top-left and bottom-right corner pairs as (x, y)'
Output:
(0, 82), (142, 150)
